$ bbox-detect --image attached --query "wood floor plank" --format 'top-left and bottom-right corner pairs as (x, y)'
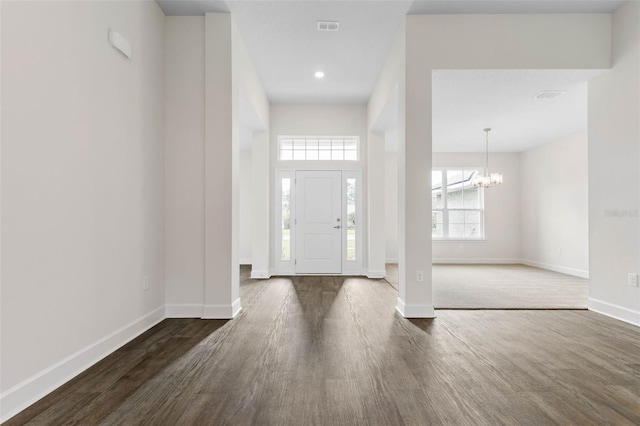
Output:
(5, 266), (640, 425)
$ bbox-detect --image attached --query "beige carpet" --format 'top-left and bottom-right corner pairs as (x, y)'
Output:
(385, 264), (588, 309)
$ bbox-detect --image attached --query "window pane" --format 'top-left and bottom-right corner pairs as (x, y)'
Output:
(280, 150), (293, 161)
(432, 210), (443, 238)
(279, 137), (359, 161)
(346, 178), (356, 261)
(464, 186), (481, 209)
(463, 170), (476, 181)
(344, 139), (357, 149)
(432, 168), (485, 240)
(465, 210), (481, 223)
(432, 170), (443, 209)
(465, 224), (481, 238)
(281, 178), (291, 260)
(432, 210), (443, 224)
(447, 170), (464, 208)
(449, 224), (465, 238)
(449, 210), (464, 224)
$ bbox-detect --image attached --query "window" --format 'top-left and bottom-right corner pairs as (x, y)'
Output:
(346, 178), (356, 260)
(279, 137), (358, 161)
(281, 178), (291, 260)
(432, 169), (484, 240)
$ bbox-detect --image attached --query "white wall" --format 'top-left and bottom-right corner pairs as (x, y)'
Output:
(370, 12), (611, 318)
(1, 0), (166, 420)
(384, 152), (520, 263)
(385, 143), (588, 276)
(385, 151), (398, 262)
(239, 139), (253, 263)
(269, 104), (367, 270)
(588, 1), (640, 325)
(164, 16), (205, 309)
(521, 132), (589, 278)
(232, 17), (270, 280)
(270, 104), (367, 140)
(432, 153), (521, 263)
(165, 13), (268, 317)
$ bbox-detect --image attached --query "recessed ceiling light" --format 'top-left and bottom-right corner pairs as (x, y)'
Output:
(315, 71), (325, 79)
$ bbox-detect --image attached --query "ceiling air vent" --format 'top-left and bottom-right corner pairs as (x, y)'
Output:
(317, 21), (339, 32)
(535, 90), (566, 99)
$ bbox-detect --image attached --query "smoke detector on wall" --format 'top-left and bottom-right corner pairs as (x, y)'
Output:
(535, 90), (566, 99)
(317, 21), (340, 31)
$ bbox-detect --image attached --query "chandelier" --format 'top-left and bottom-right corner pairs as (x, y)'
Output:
(471, 128), (503, 188)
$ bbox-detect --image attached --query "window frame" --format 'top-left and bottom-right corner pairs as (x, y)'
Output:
(432, 167), (486, 241)
(278, 136), (360, 162)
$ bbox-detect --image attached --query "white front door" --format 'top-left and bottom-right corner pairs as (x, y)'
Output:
(295, 170), (342, 274)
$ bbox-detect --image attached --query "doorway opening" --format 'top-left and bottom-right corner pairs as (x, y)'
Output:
(275, 169), (362, 275)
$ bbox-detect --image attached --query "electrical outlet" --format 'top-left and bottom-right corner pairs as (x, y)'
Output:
(142, 275), (150, 291)
(416, 271), (424, 282)
(628, 273), (638, 287)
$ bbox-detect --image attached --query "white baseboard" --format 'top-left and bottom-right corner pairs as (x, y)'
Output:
(385, 258), (398, 264)
(239, 258), (252, 265)
(395, 297), (435, 318)
(433, 258), (520, 264)
(202, 298), (242, 319)
(367, 269), (386, 279)
(588, 298), (640, 327)
(165, 304), (204, 318)
(250, 269), (271, 279)
(0, 306), (165, 424)
(521, 259), (589, 279)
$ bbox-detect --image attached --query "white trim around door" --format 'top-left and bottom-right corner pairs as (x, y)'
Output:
(275, 169), (362, 275)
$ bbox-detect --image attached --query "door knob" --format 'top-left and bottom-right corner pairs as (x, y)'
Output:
(334, 225), (341, 229)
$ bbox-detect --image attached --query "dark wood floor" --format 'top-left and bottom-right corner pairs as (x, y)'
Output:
(5, 268), (640, 425)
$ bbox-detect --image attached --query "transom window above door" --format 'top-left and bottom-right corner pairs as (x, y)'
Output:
(279, 136), (359, 161)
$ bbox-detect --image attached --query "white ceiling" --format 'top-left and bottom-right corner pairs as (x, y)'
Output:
(157, 1), (412, 103)
(408, 0), (625, 15)
(432, 69), (605, 152)
(156, 0), (624, 104)
(225, 1), (412, 104)
(157, 1), (621, 151)
(371, 69), (605, 153)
